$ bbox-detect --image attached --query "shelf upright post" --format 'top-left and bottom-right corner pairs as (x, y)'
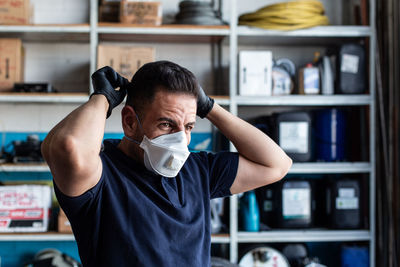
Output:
(228, 0), (238, 264)
(89, 0), (99, 94)
(211, 41), (223, 95)
(369, 0), (376, 265)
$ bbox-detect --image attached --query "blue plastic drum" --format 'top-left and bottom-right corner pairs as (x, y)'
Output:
(314, 108), (347, 162)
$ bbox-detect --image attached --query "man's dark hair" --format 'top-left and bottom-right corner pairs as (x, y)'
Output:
(126, 60), (199, 116)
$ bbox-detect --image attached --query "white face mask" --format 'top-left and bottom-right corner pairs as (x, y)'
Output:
(124, 114), (190, 178)
(139, 131), (190, 177)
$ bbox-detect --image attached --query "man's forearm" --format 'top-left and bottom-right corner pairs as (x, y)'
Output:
(206, 103), (291, 170)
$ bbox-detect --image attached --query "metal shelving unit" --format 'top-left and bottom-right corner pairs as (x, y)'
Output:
(237, 230), (371, 243)
(0, 24), (91, 43)
(97, 23), (230, 36)
(0, 163), (50, 172)
(0, 233), (75, 241)
(0, 93), (229, 105)
(235, 95), (372, 106)
(0, 232), (229, 243)
(237, 25), (372, 37)
(0, 162), (371, 174)
(0, 0), (376, 266)
(0, 24), (90, 33)
(228, 0), (376, 265)
(0, 93), (89, 103)
(289, 162), (372, 174)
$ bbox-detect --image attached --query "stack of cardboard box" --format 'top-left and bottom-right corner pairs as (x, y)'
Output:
(97, 44), (155, 80)
(0, 39), (24, 92)
(120, 0), (161, 25)
(0, 0), (32, 25)
(99, 0), (162, 26)
(58, 208), (72, 233)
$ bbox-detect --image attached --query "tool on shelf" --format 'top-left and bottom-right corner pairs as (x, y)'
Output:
(239, 190), (260, 232)
(13, 83), (57, 93)
(239, 245), (290, 267)
(24, 248), (81, 267)
(238, 0), (329, 30)
(272, 58), (295, 96)
(337, 43), (367, 94)
(175, 0), (225, 25)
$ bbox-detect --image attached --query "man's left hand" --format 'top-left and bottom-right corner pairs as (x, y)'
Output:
(197, 86), (214, 119)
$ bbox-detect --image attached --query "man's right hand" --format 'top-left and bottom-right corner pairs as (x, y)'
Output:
(91, 66), (130, 118)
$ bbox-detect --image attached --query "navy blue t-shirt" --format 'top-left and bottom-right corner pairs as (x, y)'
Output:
(54, 139), (239, 267)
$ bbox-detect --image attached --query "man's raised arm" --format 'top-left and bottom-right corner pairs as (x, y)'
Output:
(196, 87), (292, 195)
(41, 67), (129, 197)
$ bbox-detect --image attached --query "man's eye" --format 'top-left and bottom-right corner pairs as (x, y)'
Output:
(186, 125), (194, 131)
(160, 123), (171, 128)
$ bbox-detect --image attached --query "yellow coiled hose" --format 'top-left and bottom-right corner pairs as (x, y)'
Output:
(238, 0), (329, 31)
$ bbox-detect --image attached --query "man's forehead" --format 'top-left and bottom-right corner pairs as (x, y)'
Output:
(145, 91), (196, 120)
(154, 89), (196, 100)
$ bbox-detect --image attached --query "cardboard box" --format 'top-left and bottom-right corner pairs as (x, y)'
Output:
(0, 0), (32, 25)
(239, 50), (272, 96)
(97, 44), (155, 80)
(119, 1), (162, 25)
(0, 185), (52, 232)
(0, 38), (24, 91)
(58, 208), (72, 233)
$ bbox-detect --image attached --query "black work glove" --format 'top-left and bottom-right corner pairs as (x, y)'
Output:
(91, 66), (130, 118)
(197, 86), (214, 119)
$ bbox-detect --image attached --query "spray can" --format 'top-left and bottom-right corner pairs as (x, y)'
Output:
(321, 56), (334, 95)
(240, 191), (260, 232)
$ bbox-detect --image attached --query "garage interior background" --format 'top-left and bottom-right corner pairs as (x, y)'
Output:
(0, 0), (398, 266)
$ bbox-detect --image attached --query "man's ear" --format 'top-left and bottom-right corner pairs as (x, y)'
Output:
(121, 105), (137, 136)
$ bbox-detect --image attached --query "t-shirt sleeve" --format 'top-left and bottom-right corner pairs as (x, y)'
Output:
(53, 169), (104, 220)
(204, 151), (239, 199)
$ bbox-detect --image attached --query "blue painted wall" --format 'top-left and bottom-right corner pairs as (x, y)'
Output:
(0, 241), (80, 266)
(0, 131), (212, 155)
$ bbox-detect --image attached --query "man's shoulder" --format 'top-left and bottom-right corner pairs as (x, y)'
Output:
(189, 150), (237, 161)
(185, 151), (238, 170)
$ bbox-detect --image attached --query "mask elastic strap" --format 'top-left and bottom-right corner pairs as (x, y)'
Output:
(124, 135), (140, 145)
(134, 111), (144, 133)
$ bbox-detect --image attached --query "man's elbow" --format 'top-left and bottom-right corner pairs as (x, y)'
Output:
(272, 156), (293, 183)
(283, 156), (293, 176)
(41, 134), (80, 168)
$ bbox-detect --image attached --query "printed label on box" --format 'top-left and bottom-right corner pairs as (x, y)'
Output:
(0, 185), (51, 232)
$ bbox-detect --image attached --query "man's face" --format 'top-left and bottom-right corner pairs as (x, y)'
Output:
(137, 90), (197, 145)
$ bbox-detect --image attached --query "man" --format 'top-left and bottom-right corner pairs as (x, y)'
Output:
(41, 61), (292, 267)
